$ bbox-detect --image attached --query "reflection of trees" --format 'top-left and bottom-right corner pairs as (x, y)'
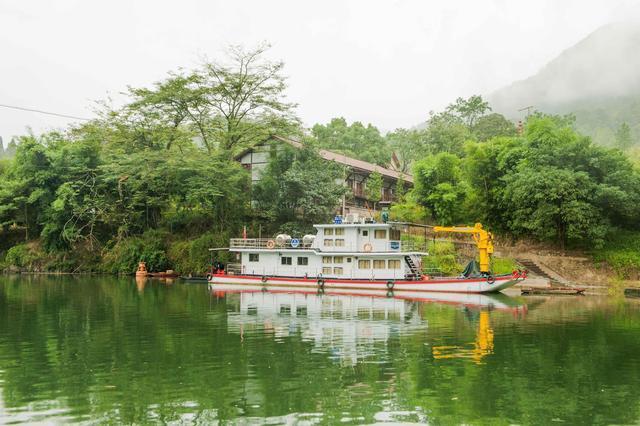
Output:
(1, 278), (640, 425)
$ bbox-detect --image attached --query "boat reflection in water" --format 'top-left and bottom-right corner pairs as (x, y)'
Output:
(210, 284), (526, 365)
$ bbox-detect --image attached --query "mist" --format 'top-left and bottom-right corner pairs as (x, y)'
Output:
(1, 0), (640, 142)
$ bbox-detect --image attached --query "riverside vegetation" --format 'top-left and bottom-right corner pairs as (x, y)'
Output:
(1, 45), (639, 280)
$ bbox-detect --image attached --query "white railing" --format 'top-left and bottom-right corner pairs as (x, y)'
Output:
(230, 238), (314, 249)
(230, 238), (428, 253)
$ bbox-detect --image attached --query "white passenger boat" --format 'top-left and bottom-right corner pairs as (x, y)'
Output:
(207, 215), (527, 294)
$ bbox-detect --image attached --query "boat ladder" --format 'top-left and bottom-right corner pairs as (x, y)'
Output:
(404, 255), (422, 279)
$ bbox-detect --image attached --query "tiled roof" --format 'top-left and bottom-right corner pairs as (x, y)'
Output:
(272, 135), (413, 184)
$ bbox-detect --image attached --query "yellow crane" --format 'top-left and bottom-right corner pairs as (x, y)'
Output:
(433, 223), (494, 274)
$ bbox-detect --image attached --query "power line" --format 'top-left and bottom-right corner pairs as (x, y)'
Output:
(0, 103), (93, 121)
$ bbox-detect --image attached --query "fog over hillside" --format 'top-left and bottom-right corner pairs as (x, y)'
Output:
(488, 21), (640, 145)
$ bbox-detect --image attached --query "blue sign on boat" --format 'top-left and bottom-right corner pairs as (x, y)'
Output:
(390, 241), (400, 250)
(290, 238), (300, 248)
(334, 215), (343, 224)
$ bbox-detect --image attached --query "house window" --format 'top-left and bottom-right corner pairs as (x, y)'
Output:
(358, 259), (371, 269)
(249, 253), (259, 262)
(390, 229), (401, 240)
(335, 239), (345, 247)
(375, 229), (387, 239)
(373, 259), (386, 269)
(362, 230), (369, 237)
(297, 257), (308, 266)
(388, 259), (401, 269)
(333, 256), (344, 264)
(335, 228), (344, 236)
(323, 256), (332, 264)
(324, 239), (334, 246)
(281, 257), (292, 265)
(322, 267), (332, 275)
(333, 267), (344, 275)
(325, 228), (334, 236)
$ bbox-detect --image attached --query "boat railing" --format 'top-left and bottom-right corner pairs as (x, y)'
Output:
(229, 238), (314, 250)
(230, 238), (429, 252)
(226, 263), (242, 275)
(393, 240), (429, 252)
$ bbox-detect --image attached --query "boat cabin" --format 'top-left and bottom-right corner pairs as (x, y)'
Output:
(228, 215), (427, 280)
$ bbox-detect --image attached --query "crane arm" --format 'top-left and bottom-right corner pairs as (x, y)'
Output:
(433, 223), (494, 274)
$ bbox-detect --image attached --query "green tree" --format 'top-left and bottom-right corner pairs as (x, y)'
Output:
(502, 167), (608, 248)
(472, 113), (517, 141)
(445, 95), (491, 129)
(615, 122), (633, 150)
(311, 118), (391, 166)
(385, 128), (427, 173)
(413, 153), (467, 225)
(364, 172), (383, 210)
(253, 143), (347, 232)
(5, 138), (17, 157)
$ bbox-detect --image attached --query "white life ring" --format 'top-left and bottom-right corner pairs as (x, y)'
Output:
(266, 240), (276, 249)
(363, 243), (373, 252)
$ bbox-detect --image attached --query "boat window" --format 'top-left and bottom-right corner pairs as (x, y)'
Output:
(281, 256), (292, 265)
(322, 256), (332, 264)
(324, 239), (334, 246)
(325, 228), (334, 236)
(333, 256), (344, 264)
(279, 304), (291, 315)
(333, 267), (344, 275)
(346, 258), (352, 263)
(362, 230), (369, 237)
(335, 239), (345, 247)
(249, 253), (259, 262)
(297, 257), (308, 266)
(374, 229), (387, 239)
(388, 259), (401, 269)
(335, 228), (344, 236)
(373, 259), (386, 269)
(358, 259), (371, 269)
(390, 229), (401, 240)
(322, 267), (332, 275)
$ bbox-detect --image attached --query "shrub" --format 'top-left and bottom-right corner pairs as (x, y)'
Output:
(102, 231), (169, 274)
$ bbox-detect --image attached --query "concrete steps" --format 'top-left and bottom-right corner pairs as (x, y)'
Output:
(516, 258), (571, 286)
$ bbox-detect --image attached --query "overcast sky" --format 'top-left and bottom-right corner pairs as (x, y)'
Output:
(1, 0), (639, 143)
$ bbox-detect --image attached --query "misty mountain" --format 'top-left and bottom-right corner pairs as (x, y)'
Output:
(488, 22), (640, 146)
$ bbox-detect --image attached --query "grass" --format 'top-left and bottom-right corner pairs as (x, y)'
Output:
(593, 230), (640, 280)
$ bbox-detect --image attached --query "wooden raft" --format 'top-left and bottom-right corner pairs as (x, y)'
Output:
(521, 286), (586, 296)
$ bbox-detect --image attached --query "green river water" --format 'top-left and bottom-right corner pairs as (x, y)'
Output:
(1, 275), (640, 425)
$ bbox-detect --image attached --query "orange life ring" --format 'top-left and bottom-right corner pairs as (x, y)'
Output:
(363, 243), (373, 252)
(266, 240), (275, 249)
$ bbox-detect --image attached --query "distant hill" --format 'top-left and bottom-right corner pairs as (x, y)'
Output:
(488, 22), (640, 146)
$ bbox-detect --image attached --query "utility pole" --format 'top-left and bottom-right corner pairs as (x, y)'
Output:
(518, 105), (534, 118)
(517, 106), (534, 136)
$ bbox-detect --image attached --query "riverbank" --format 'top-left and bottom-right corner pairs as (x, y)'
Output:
(3, 234), (639, 290)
